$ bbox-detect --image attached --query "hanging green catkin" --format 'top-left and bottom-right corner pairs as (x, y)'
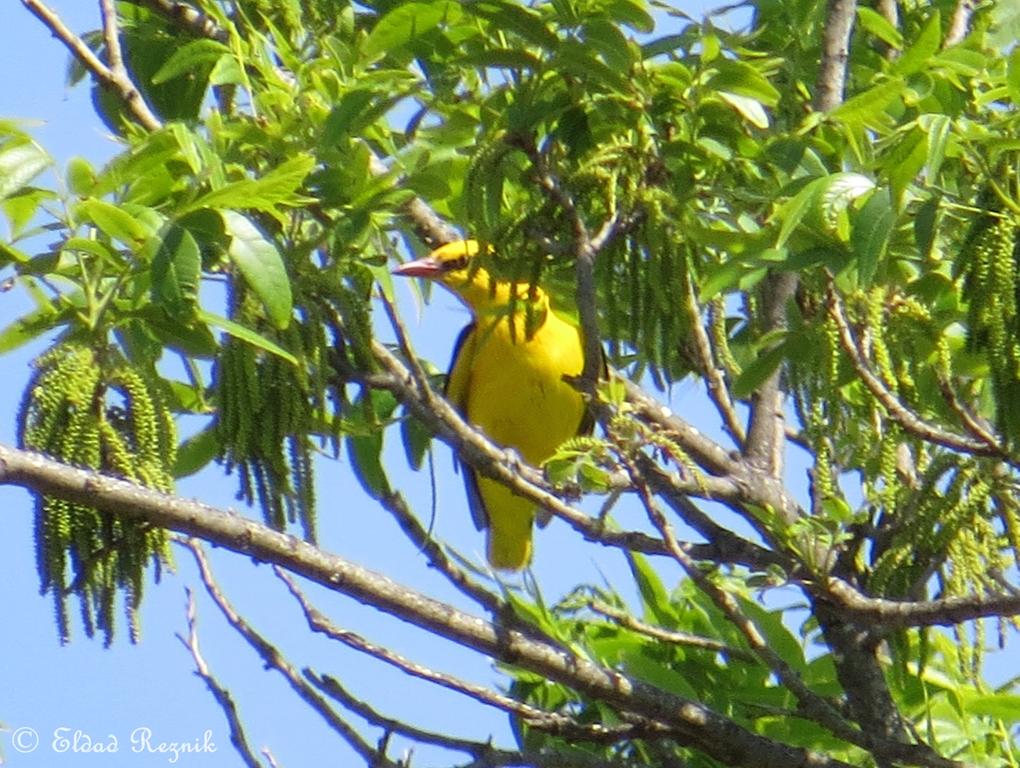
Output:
(959, 211), (1020, 447)
(17, 340), (176, 644)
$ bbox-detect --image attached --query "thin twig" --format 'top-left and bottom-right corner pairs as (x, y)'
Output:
(179, 538), (398, 768)
(274, 566), (663, 743)
(177, 586), (264, 768)
(310, 674), (637, 768)
(827, 287), (1002, 458)
(589, 601), (758, 663)
(378, 491), (504, 614)
(683, 271), (746, 447)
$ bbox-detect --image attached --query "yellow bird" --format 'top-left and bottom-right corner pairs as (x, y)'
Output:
(393, 240), (591, 569)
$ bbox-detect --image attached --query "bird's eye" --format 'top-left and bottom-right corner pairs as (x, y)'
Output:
(445, 256), (469, 271)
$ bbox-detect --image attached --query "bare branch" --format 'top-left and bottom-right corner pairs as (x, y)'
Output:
(309, 674), (634, 768)
(180, 538), (398, 768)
(22, 0), (162, 131)
(176, 587), (265, 768)
(378, 491), (505, 614)
(683, 273), (746, 447)
(276, 568), (657, 743)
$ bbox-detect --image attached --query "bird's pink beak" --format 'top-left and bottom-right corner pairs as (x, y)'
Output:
(392, 257), (444, 279)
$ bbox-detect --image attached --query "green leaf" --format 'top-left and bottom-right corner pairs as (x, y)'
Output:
(222, 211), (293, 330)
(2, 187), (56, 239)
(886, 127), (927, 209)
(466, 2), (559, 50)
(851, 188), (894, 286)
(774, 173), (874, 248)
(606, 0), (654, 33)
(914, 195), (939, 261)
(186, 154), (315, 214)
(196, 308), (297, 365)
(77, 198), (155, 247)
(323, 89), (379, 145)
(136, 304), (219, 358)
(0, 305), (63, 354)
(964, 694), (1020, 722)
(346, 391), (395, 499)
(582, 19), (634, 71)
(148, 221), (201, 311)
(707, 61), (780, 107)
(641, 34), (686, 60)
(400, 409), (432, 471)
(856, 7), (903, 49)
(555, 40), (629, 93)
(174, 424), (220, 478)
(151, 39), (231, 85)
(363, 2), (457, 60)
(829, 77), (904, 126)
(0, 139), (51, 201)
(736, 597), (806, 673)
(718, 92), (769, 129)
(66, 156), (97, 196)
(892, 11), (940, 76)
(732, 340), (788, 399)
(626, 552), (678, 627)
(920, 114), (951, 183)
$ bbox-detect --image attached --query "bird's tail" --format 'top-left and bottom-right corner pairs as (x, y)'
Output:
(478, 478), (534, 570)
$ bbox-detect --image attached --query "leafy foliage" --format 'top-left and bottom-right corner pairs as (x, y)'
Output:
(4, 0), (1020, 764)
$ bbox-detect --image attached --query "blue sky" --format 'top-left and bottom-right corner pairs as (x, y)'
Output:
(0, 3), (1015, 768)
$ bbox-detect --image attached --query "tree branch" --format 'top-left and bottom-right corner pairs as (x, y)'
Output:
(22, 0), (162, 131)
(0, 444), (858, 768)
(814, 0), (858, 112)
(177, 587), (265, 768)
(944, 0), (975, 48)
(180, 538), (398, 768)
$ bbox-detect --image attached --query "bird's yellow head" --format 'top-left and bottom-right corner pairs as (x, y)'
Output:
(391, 240), (484, 288)
(393, 239), (548, 317)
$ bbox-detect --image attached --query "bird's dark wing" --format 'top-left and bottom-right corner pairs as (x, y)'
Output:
(445, 322), (488, 532)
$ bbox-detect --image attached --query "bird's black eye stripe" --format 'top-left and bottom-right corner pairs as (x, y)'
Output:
(445, 256), (469, 271)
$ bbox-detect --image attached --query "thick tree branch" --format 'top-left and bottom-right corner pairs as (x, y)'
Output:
(743, 272), (798, 478)
(0, 444), (858, 768)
